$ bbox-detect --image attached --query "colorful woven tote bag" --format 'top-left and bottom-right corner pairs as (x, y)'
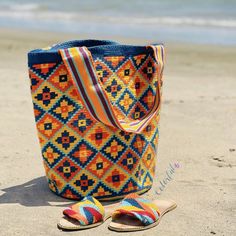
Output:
(28, 40), (164, 200)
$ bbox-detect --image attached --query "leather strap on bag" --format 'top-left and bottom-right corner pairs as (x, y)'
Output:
(59, 45), (164, 134)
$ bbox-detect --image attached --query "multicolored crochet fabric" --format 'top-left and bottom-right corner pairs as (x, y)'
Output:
(63, 196), (105, 225)
(112, 193), (160, 225)
(28, 42), (163, 200)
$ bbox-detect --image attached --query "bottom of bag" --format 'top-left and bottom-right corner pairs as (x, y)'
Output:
(47, 182), (152, 202)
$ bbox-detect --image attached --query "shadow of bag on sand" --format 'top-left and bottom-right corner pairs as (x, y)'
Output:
(0, 176), (73, 207)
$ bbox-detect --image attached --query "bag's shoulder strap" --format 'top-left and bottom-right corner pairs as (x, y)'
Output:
(59, 45), (164, 133)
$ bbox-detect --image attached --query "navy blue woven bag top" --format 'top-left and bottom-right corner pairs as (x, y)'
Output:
(28, 39), (165, 200)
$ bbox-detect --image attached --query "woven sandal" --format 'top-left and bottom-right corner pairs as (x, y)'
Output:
(57, 196), (118, 230)
(108, 193), (177, 232)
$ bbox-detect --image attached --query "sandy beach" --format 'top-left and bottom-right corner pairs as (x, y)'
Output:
(0, 28), (235, 236)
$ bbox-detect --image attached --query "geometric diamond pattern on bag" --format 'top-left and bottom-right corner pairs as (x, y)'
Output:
(140, 87), (155, 111)
(68, 108), (95, 137)
(33, 103), (45, 121)
(69, 140), (96, 167)
(47, 169), (66, 193)
(91, 182), (115, 199)
(104, 74), (125, 103)
(142, 145), (155, 169)
(94, 60), (112, 84)
(115, 130), (134, 145)
(143, 172), (153, 187)
(119, 178), (139, 194)
(129, 101), (147, 120)
(117, 148), (139, 174)
(42, 142), (63, 167)
(52, 127), (78, 154)
(103, 166), (129, 191)
(50, 95), (79, 123)
(129, 72), (148, 99)
(87, 153), (113, 178)
(32, 63), (57, 78)
(29, 70), (44, 92)
(103, 56), (125, 70)
(71, 170), (98, 196)
(60, 185), (82, 200)
(33, 82), (61, 110)
(48, 63), (72, 92)
(139, 55), (156, 81)
(37, 113), (63, 139)
(132, 54), (147, 68)
(131, 134), (148, 156)
(29, 51), (161, 201)
(134, 163), (146, 186)
(54, 157), (81, 181)
(143, 120), (156, 141)
(101, 136), (127, 163)
(85, 123), (112, 148)
(117, 89), (136, 116)
(117, 59), (136, 85)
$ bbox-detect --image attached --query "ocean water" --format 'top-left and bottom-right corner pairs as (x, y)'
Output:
(0, 0), (236, 45)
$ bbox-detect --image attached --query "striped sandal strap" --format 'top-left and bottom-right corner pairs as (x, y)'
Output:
(63, 196), (105, 226)
(112, 193), (160, 226)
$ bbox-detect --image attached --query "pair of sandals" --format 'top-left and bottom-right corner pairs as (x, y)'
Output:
(58, 193), (177, 232)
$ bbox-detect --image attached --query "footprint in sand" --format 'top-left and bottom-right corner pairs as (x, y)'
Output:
(212, 157), (225, 162)
(211, 155), (235, 168)
(163, 100), (171, 104)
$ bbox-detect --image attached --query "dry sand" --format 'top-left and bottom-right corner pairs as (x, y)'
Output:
(0, 28), (235, 236)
